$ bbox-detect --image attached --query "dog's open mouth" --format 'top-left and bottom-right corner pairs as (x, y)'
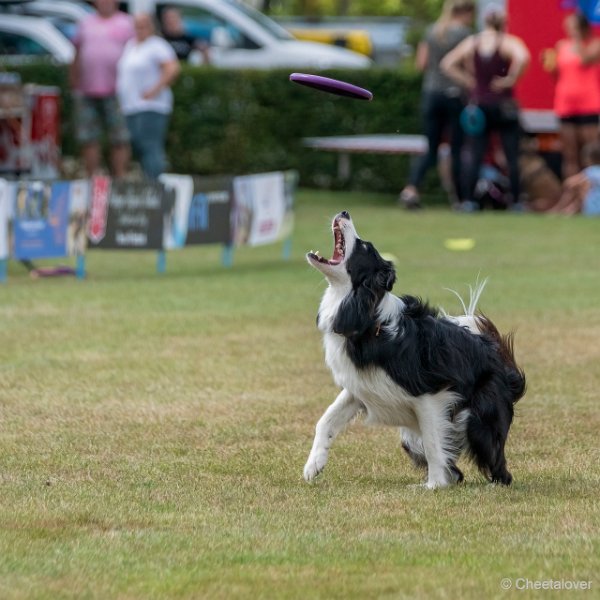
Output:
(308, 217), (346, 265)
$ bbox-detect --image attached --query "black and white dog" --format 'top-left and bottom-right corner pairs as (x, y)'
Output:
(304, 211), (526, 488)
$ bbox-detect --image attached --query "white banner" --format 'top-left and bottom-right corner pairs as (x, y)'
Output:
(232, 172), (286, 247)
(159, 173), (193, 249)
(0, 178), (9, 259)
(67, 179), (89, 256)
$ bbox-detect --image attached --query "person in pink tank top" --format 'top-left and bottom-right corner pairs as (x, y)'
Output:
(543, 13), (600, 179)
(69, 0), (134, 178)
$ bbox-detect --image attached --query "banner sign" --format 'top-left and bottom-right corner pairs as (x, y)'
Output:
(232, 172), (290, 247)
(0, 179), (9, 259)
(2, 170), (294, 268)
(88, 176), (110, 244)
(88, 179), (169, 250)
(184, 176), (233, 246)
(159, 174), (193, 249)
(66, 180), (89, 256)
(13, 180), (88, 260)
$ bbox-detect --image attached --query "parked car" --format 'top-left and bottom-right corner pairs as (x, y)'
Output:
(276, 16), (413, 66)
(0, 14), (75, 66)
(65, 0), (372, 69)
(0, 0), (93, 41)
(284, 27), (373, 58)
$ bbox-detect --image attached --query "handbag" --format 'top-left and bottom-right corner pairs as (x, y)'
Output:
(460, 103), (486, 135)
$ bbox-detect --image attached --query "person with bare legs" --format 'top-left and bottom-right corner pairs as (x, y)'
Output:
(69, 0), (134, 178)
(543, 12), (600, 180)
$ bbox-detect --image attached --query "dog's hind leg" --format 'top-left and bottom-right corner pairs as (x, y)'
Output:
(413, 392), (461, 488)
(401, 427), (465, 482)
(304, 389), (362, 482)
(467, 376), (515, 485)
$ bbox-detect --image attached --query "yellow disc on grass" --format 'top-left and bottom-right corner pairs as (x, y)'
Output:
(444, 238), (475, 251)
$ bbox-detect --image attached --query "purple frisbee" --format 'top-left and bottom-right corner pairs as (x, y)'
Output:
(289, 73), (373, 101)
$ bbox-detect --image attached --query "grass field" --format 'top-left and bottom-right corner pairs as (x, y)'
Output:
(1, 190), (598, 599)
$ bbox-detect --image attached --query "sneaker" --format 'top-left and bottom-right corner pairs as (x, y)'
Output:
(455, 200), (480, 213)
(399, 188), (422, 210)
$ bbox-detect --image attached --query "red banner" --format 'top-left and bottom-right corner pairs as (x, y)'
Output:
(88, 176), (110, 244)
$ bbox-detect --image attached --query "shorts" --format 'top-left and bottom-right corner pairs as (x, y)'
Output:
(559, 113), (600, 126)
(74, 95), (130, 145)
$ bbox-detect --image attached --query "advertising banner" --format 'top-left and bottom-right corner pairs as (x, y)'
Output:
(184, 176), (233, 246)
(88, 179), (168, 250)
(13, 180), (72, 259)
(66, 179), (89, 256)
(159, 173), (193, 249)
(232, 171), (291, 247)
(0, 179), (9, 259)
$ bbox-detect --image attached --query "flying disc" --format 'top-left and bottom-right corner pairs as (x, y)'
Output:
(289, 73), (373, 101)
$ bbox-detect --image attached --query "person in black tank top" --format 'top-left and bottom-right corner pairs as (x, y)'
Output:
(441, 5), (530, 210)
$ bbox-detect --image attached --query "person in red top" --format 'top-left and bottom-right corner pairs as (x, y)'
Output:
(543, 12), (600, 179)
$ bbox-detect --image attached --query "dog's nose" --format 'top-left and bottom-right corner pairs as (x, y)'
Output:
(340, 210), (350, 220)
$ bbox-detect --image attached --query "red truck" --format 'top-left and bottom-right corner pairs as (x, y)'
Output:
(509, 0), (578, 114)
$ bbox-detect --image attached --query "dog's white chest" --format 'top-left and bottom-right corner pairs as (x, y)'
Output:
(323, 332), (416, 427)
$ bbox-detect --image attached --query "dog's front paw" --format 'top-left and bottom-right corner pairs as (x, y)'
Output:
(424, 479), (451, 489)
(303, 449), (328, 482)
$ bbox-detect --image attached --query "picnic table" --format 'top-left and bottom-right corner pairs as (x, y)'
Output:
(302, 109), (559, 181)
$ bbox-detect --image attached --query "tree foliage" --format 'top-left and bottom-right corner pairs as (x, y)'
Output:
(261, 0), (445, 20)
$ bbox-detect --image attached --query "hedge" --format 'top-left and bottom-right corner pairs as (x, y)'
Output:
(11, 64), (428, 193)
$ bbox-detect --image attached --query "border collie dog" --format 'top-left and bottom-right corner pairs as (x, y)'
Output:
(304, 211), (526, 488)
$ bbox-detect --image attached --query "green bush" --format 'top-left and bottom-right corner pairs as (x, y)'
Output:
(11, 65), (425, 192)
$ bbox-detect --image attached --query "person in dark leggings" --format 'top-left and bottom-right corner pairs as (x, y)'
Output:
(442, 4), (530, 210)
(399, 0), (475, 209)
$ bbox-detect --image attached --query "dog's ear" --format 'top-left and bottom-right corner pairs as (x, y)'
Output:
(376, 261), (396, 291)
(333, 283), (376, 339)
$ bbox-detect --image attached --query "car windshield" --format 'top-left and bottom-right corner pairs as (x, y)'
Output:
(223, 0), (293, 41)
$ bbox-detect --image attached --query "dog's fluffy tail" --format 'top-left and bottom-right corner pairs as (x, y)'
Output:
(475, 314), (527, 404)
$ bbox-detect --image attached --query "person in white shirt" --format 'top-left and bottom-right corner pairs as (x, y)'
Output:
(117, 13), (181, 178)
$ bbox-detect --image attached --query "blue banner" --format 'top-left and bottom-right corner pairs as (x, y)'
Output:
(13, 181), (71, 259)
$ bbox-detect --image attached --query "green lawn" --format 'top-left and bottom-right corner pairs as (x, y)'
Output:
(1, 190), (598, 599)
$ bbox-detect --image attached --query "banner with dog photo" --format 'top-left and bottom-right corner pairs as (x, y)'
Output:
(159, 174), (234, 248)
(231, 171), (295, 247)
(159, 174), (193, 249)
(88, 178), (170, 250)
(12, 179), (89, 260)
(0, 179), (9, 259)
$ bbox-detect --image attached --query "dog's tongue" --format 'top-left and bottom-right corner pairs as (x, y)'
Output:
(331, 222), (345, 263)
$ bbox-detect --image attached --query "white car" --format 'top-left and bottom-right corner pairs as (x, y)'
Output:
(0, 14), (75, 65)
(0, 0), (93, 41)
(65, 0), (372, 69)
